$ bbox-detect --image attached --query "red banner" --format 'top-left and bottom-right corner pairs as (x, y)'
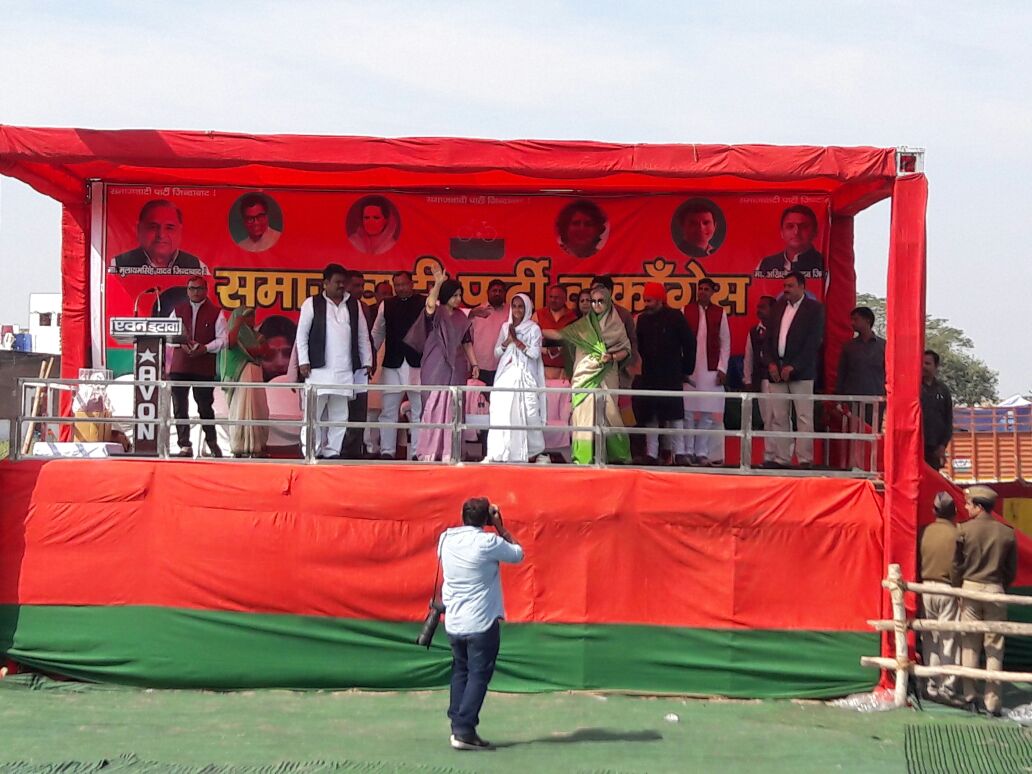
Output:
(0, 460), (884, 631)
(100, 185), (833, 378)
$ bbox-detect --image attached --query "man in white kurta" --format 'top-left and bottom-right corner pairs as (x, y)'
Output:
(296, 266), (373, 459)
(682, 279), (731, 465)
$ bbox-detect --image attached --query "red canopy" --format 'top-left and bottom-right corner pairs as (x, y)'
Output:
(0, 125), (925, 654)
(0, 126), (896, 211)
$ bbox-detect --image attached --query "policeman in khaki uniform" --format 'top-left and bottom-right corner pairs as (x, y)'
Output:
(954, 485), (1018, 716)
(918, 492), (960, 702)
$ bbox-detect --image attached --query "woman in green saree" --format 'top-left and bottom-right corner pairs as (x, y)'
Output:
(219, 307), (270, 458)
(542, 286), (631, 464)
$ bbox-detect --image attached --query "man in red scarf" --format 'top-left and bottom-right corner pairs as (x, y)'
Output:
(534, 284), (577, 380)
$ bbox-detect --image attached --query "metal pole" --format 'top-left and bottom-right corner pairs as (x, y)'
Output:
(740, 394), (753, 471)
(593, 388), (605, 468)
(12, 381), (23, 460)
(451, 386), (464, 464)
(157, 380), (171, 459)
(871, 400), (881, 473)
(840, 403), (850, 470)
(304, 384), (316, 464)
(888, 563), (910, 707)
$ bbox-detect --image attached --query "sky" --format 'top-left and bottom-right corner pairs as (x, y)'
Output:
(0, 1), (1029, 396)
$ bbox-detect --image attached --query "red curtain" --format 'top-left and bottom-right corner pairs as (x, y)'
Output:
(0, 461), (884, 631)
(824, 215), (857, 390)
(882, 174), (928, 661)
(60, 204), (90, 378)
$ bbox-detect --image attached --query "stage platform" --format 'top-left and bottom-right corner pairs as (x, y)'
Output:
(0, 458), (886, 697)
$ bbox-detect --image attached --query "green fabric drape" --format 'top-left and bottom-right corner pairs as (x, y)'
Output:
(0, 604), (876, 698)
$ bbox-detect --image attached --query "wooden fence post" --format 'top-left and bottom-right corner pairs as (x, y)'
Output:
(887, 563), (909, 707)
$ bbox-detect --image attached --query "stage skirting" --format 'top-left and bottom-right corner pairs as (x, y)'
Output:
(0, 460), (884, 697)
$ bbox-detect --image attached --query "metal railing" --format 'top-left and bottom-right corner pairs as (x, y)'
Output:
(13, 376), (885, 476)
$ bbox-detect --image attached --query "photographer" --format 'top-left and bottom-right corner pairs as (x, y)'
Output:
(438, 497), (523, 751)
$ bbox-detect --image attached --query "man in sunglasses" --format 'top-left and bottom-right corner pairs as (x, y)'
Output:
(167, 276), (228, 458)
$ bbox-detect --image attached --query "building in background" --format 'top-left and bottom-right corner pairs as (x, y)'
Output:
(1, 292), (61, 353)
(28, 293), (61, 354)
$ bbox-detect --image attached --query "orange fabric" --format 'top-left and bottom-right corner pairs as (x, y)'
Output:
(0, 459), (884, 631)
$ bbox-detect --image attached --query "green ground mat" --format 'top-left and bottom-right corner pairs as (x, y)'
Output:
(3, 675), (1032, 773)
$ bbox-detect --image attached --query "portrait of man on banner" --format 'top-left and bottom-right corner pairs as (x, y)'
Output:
(347, 195), (401, 255)
(556, 200), (609, 258)
(111, 199), (207, 274)
(753, 204), (825, 279)
(671, 197), (726, 259)
(229, 192), (283, 253)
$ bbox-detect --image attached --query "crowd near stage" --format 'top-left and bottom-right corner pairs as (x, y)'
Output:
(3, 126), (1026, 697)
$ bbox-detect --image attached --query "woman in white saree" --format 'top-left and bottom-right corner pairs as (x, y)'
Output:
(484, 293), (547, 463)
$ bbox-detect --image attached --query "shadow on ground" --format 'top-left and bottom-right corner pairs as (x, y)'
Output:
(493, 727), (663, 748)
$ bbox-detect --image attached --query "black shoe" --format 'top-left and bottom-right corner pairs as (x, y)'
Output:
(379, 453), (395, 461)
(450, 733), (492, 750)
(205, 440), (223, 458)
(175, 446), (193, 458)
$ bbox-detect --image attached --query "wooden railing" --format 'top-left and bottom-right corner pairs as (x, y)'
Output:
(860, 563), (1032, 707)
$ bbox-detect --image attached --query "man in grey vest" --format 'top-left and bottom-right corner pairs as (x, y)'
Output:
(296, 263), (372, 459)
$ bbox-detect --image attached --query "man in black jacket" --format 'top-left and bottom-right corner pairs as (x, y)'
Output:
(921, 350), (954, 470)
(634, 282), (696, 465)
(371, 270), (427, 460)
(763, 272), (824, 468)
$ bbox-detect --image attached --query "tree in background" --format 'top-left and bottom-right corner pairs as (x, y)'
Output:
(856, 294), (999, 406)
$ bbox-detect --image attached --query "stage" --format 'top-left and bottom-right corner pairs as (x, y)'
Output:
(0, 458), (884, 697)
(0, 128), (936, 696)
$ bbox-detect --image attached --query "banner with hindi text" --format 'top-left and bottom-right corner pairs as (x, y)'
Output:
(99, 185), (834, 381)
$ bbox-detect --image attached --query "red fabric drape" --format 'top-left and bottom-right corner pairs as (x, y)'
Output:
(0, 460), (884, 630)
(882, 174), (928, 663)
(824, 215), (857, 390)
(60, 203), (90, 378)
(57, 204), (90, 441)
(0, 127), (897, 206)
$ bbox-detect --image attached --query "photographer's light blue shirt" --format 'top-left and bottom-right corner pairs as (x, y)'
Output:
(438, 526), (524, 636)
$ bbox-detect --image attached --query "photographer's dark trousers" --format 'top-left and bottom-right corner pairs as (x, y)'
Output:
(170, 372), (218, 448)
(447, 619), (500, 736)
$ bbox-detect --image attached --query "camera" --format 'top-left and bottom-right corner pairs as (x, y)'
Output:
(416, 599), (446, 649)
